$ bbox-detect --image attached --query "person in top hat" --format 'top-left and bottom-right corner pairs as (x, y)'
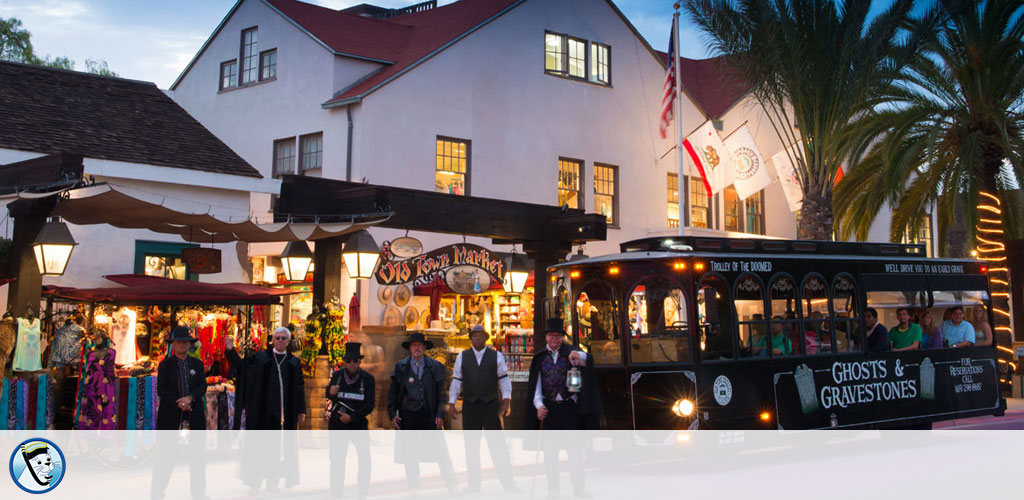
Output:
(152, 326), (207, 500)
(524, 318), (598, 498)
(387, 331), (457, 494)
(447, 324), (517, 493)
(327, 342), (375, 500)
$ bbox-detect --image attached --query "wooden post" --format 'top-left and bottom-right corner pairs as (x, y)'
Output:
(524, 242), (570, 353)
(6, 197), (56, 318)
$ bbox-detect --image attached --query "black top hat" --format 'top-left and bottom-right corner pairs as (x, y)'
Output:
(167, 326), (197, 343)
(545, 318), (567, 336)
(343, 342), (364, 360)
(402, 332), (435, 350)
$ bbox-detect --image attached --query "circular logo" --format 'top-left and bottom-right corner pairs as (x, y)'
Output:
(733, 147), (759, 179)
(9, 438), (65, 494)
(713, 375), (733, 406)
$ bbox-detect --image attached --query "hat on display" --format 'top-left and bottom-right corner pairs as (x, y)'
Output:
(402, 332), (435, 350)
(168, 326), (198, 343)
(544, 318), (567, 336)
(425, 320), (450, 333)
(343, 342), (364, 360)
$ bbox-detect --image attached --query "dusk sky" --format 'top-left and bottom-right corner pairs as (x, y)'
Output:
(0, 0), (711, 89)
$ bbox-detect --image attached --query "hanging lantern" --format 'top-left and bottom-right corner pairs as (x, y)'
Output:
(503, 251), (529, 294)
(181, 247), (222, 274)
(32, 219), (78, 276)
(280, 241), (313, 282)
(342, 230), (380, 279)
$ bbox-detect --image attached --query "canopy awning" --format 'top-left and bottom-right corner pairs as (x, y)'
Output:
(43, 274), (298, 305)
(1, 183), (388, 243)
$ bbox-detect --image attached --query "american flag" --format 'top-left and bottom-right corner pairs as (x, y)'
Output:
(659, 16), (678, 139)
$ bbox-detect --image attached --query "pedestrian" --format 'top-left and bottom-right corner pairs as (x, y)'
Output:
(226, 327), (305, 493)
(327, 342), (375, 500)
(524, 318), (599, 498)
(447, 325), (517, 493)
(151, 326), (207, 500)
(387, 332), (457, 494)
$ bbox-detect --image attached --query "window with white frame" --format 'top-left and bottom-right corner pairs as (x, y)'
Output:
(558, 158), (582, 209)
(594, 163), (617, 226)
(545, 31), (611, 84)
(240, 28), (259, 84)
(219, 60), (237, 90)
(299, 133), (323, 172)
(273, 138), (296, 178)
(590, 42), (610, 85)
(260, 49), (277, 80)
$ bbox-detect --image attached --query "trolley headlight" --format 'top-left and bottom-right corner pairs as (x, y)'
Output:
(672, 399), (694, 417)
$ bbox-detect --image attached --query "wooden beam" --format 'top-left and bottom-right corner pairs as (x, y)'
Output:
(277, 175), (607, 243)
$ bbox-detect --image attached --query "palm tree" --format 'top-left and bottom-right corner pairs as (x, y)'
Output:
(687, 0), (919, 240)
(836, 0), (1024, 364)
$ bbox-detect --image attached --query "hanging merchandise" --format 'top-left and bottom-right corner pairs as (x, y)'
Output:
(76, 327), (117, 430)
(12, 315), (43, 372)
(324, 308), (346, 371)
(300, 313), (322, 378)
(47, 313), (85, 368)
(0, 315), (15, 374)
(109, 308), (138, 366)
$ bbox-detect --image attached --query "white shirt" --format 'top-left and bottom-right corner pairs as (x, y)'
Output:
(533, 347), (587, 409)
(448, 346), (512, 405)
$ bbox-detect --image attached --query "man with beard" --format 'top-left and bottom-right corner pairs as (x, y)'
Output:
(152, 326), (207, 500)
(327, 342), (375, 500)
(226, 327), (306, 493)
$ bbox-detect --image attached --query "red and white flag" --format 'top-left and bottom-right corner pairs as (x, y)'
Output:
(658, 16), (678, 139)
(683, 121), (731, 195)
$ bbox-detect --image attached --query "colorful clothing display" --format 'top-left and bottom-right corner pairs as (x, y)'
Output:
(0, 375), (55, 430)
(110, 309), (138, 365)
(0, 317), (15, 373)
(48, 322), (85, 368)
(12, 318), (42, 372)
(77, 347), (117, 429)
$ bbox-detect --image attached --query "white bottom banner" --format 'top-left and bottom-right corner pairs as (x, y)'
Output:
(1, 430), (1018, 498)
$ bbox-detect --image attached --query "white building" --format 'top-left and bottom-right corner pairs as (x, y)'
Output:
(168, 0), (932, 324)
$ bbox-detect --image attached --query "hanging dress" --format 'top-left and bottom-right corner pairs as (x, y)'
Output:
(110, 309), (138, 366)
(48, 322), (85, 368)
(77, 347), (117, 430)
(12, 317), (42, 372)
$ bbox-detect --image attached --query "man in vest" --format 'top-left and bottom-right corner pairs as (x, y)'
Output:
(327, 342), (375, 500)
(387, 332), (456, 494)
(447, 325), (517, 493)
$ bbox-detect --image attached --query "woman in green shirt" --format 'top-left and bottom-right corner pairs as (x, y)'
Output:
(889, 307), (922, 351)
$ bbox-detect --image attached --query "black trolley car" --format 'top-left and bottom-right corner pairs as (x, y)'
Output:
(548, 236), (1007, 429)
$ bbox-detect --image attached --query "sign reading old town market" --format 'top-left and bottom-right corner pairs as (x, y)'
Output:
(772, 352), (999, 429)
(375, 242), (505, 290)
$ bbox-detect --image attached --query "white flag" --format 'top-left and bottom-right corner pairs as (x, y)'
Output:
(770, 142), (804, 212)
(724, 125), (772, 200)
(683, 121), (731, 195)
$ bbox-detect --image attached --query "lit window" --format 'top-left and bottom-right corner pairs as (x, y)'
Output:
(594, 164), (617, 226)
(260, 49), (276, 80)
(145, 255), (188, 280)
(545, 32), (565, 75)
(558, 158), (582, 209)
(219, 60), (237, 90)
(745, 190), (765, 235)
(273, 138), (296, 178)
(667, 173), (679, 228)
(901, 216), (933, 257)
(240, 28), (259, 84)
(690, 177), (711, 229)
(299, 132), (323, 171)
(724, 185), (741, 231)
(436, 137), (469, 195)
(567, 37), (586, 78)
(590, 42), (610, 85)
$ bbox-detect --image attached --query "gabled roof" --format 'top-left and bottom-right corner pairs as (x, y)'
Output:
(0, 61), (261, 178)
(658, 52), (752, 119)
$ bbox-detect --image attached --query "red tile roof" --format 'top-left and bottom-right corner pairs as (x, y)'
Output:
(659, 51), (752, 119)
(263, 0), (522, 106)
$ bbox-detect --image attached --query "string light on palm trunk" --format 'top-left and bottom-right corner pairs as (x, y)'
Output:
(976, 190), (1013, 386)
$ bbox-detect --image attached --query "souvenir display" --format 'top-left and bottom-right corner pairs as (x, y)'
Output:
(403, 306), (419, 330)
(394, 284), (411, 307)
(12, 316), (42, 372)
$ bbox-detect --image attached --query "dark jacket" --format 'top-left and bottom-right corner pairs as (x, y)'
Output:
(156, 355), (207, 430)
(327, 368), (375, 429)
(227, 348), (306, 429)
(387, 355), (447, 421)
(522, 343), (600, 430)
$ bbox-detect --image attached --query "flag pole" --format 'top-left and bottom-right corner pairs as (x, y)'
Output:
(673, 5), (687, 233)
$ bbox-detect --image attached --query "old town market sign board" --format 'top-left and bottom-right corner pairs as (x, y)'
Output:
(375, 242), (505, 294)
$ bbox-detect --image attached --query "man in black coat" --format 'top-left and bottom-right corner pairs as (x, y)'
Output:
(523, 318), (598, 498)
(327, 342), (374, 500)
(387, 332), (456, 494)
(151, 326), (207, 500)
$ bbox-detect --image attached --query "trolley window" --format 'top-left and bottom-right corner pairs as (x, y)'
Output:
(832, 274), (863, 352)
(768, 274), (802, 356)
(627, 276), (690, 363)
(801, 274), (832, 353)
(698, 274), (733, 360)
(576, 280), (622, 365)
(735, 274), (775, 358)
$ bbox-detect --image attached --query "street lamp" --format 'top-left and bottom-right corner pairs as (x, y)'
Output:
(32, 219), (78, 276)
(503, 251), (529, 294)
(280, 241), (313, 282)
(342, 230), (380, 279)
